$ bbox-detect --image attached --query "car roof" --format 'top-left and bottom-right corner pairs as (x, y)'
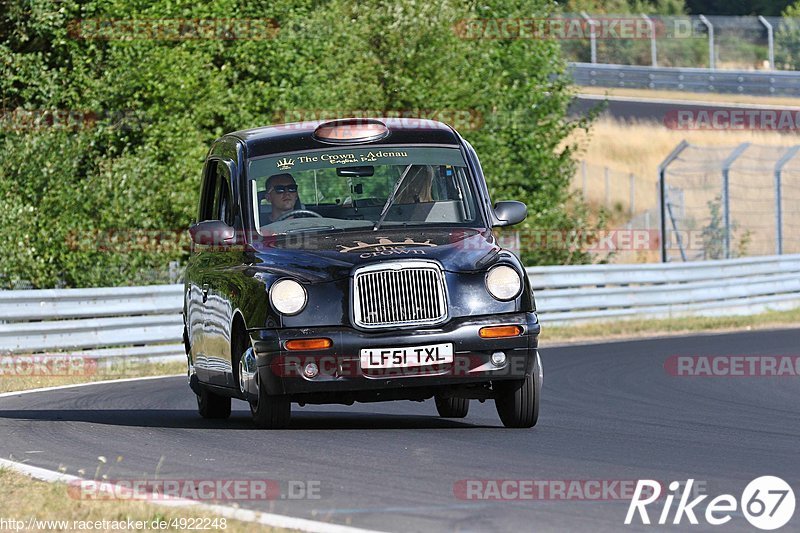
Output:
(227, 117), (462, 158)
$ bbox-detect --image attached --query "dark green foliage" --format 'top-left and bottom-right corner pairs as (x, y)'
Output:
(1, 0), (595, 287)
(685, 0), (794, 16)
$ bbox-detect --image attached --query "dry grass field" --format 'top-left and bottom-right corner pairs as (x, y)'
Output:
(567, 117), (800, 262)
(570, 118), (799, 191)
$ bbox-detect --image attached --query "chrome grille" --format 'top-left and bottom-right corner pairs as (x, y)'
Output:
(352, 261), (447, 328)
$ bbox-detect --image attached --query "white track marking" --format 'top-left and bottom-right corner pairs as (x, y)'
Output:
(0, 374), (183, 399)
(0, 375), (384, 533)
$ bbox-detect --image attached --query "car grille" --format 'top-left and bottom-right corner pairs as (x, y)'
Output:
(352, 261), (448, 328)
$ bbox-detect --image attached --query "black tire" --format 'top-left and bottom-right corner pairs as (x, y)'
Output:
(250, 375), (291, 429)
(197, 387), (231, 419)
(434, 395), (469, 418)
(495, 369), (540, 428)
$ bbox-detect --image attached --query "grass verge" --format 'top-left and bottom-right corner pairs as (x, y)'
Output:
(0, 468), (285, 533)
(542, 307), (800, 345)
(0, 359), (186, 394)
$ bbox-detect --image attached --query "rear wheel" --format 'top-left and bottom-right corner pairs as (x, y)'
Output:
(434, 395), (469, 418)
(197, 387), (231, 419)
(250, 374), (291, 429)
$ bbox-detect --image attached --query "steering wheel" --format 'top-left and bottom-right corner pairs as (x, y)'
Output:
(275, 209), (324, 221)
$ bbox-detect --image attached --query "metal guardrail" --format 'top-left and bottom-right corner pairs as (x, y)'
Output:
(0, 285), (184, 359)
(529, 254), (800, 324)
(2, 254), (799, 358)
(569, 62), (800, 96)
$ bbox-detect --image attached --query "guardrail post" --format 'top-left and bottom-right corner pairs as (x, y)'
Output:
(641, 14), (657, 67)
(773, 146), (800, 255)
(658, 140), (690, 262)
(698, 15), (715, 70)
(758, 16), (774, 70)
(581, 12), (598, 64)
(721, 143), (750, 259)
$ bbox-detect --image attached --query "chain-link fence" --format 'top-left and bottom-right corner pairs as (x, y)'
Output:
(572, 161), (661, 262)
(574, 161), (656, 221)
(660, 142), (800, 262)
(560, 15), (800, 70)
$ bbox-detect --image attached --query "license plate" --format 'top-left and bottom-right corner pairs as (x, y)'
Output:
(360, 343), (454, 369)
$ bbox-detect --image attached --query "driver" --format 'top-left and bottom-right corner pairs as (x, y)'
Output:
(265, 173), (300, 222)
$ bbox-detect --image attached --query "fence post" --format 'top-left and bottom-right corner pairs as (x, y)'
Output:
(698, 15), (715, 70)
(773, 145), (800, 255)
(721, 143), (750, 259)
(758, 16), (774, 70)
(581, 12), (598, 64)
(641, 14), (657, 67)
(658, 140), (690, 262)
(629, 173), (635, 217)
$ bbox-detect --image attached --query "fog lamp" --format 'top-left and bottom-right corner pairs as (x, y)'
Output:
(491, 351), (507, 367)
(303, 362), (319, 379)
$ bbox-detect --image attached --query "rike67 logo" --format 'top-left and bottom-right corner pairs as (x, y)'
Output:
(625, 477), (795, 530)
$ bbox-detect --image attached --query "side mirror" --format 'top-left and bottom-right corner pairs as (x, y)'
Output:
(493, 201), (527, 227)
(189, 220), (237, 246)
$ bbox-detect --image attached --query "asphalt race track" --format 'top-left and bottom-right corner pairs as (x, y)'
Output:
(1, 329), (798, 532)
(570, 94), (800, 124)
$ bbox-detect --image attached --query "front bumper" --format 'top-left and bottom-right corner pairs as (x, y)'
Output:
(247, 312), (540, 401)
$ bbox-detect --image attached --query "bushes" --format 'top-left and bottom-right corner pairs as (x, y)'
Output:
(1, 0), (594, 287)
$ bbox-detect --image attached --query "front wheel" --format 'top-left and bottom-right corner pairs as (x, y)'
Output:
(250, 375), (291, 429)
(434, 395), (469, 418)
(494, 355), (541, 428)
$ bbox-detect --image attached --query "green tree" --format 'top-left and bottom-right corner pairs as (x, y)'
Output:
(775, 1), (800, 70)
(1, 0), (596, 287)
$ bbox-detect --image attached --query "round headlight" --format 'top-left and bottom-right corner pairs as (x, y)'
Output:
(269, 279), (307, 315)
(485, 265), (522, 301)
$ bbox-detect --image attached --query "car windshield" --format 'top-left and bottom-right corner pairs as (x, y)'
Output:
(248, 146), (481, 235)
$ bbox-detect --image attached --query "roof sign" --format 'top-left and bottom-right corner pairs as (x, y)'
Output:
(313, 119), (390, 144)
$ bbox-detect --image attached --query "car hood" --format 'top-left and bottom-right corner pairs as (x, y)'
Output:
(247, 227), (502, 283)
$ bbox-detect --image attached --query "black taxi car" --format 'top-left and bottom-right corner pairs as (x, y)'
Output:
(183, 118), (542, 428)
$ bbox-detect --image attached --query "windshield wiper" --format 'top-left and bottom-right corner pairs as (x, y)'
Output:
(284, 225), (336, 234)
(373, 164), (413, 231)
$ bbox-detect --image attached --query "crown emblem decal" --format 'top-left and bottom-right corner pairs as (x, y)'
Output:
(337, 237), (437, 253)
(276, 157), (295, 170)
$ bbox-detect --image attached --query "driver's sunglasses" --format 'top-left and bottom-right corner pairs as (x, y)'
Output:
(270, 184), (298, 194)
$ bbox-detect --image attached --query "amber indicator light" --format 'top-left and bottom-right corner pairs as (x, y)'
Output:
(479, 325), (523, 339)
(285, 338), (333, 351)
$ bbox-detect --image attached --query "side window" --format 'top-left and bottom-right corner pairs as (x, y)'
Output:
(198, 160), (219, 222)
(213, 163), (233, 225)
